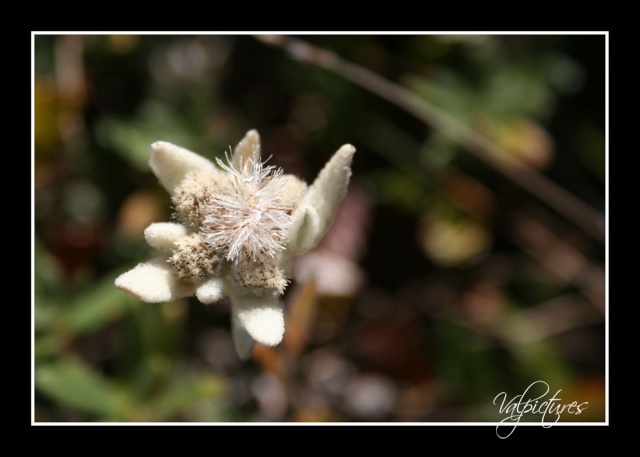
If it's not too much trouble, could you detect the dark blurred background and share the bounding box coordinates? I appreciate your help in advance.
[33,34,606,422]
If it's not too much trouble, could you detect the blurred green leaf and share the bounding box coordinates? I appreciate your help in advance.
[405,51,557,124]
[34,238,63,330]
[96,100,209,171]
[34,334,66,360]
[480,63,552,119]
[35,358,132,419]
[433,320,498,403]
[62,272,135,335]
[498,308,571,388]
[150,372,225,421]
[404,67,473,116]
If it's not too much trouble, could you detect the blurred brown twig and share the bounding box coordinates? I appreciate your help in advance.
[255,34,605,245]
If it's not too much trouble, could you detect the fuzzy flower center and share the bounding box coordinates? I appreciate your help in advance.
[202,149,293,263]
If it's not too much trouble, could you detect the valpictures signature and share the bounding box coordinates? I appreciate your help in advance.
[493,380,589,438]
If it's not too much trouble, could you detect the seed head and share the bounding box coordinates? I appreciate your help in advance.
[168,233,222,280]
[202,146,293,263]
[172,173,225,230]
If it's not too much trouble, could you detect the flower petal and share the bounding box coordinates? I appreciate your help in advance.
[144,222,189,251]
[232,312,256,360]
[287,144,355,254]
[149,141,222,194]
[232,129,261,169]
[195,277,225,304]
[230,288,284,347]
[286,205,319,254]
[114,256,195,302]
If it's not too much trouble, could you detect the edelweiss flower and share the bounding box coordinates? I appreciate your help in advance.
[115,130,355,358]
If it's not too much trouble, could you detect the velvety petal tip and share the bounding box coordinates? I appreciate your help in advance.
[149,141,220,194]
[195,278,225,304]
[232,130,261,169]
[144,222,189,251]
[115,256,194,302]
[233,291,284,347]
[287,144,355,254]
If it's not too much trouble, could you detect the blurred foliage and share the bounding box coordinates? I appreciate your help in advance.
[33,34,606,423]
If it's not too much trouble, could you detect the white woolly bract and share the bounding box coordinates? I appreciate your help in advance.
[202,149,293,263]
